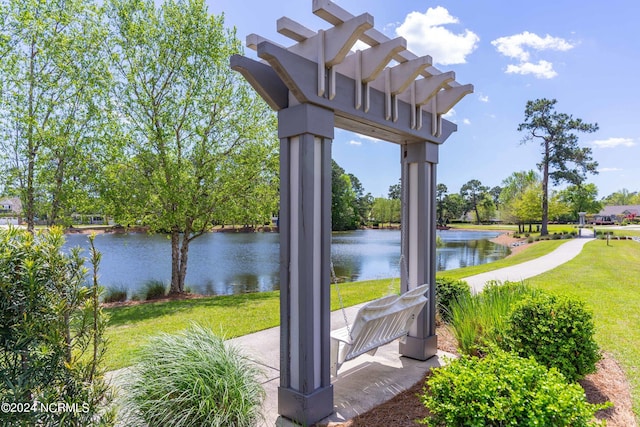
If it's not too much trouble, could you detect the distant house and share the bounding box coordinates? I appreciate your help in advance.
[592,205,640,224]
[0,196,23,225]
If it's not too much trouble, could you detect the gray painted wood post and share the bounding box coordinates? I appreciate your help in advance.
[399,142,438,359]
[277,103,334,425]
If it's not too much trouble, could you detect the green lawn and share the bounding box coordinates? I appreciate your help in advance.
[104,239,567,370]
[103,237,640,421]
[525,239,640,418]
[104,278,398,370]
[437,239,567,280]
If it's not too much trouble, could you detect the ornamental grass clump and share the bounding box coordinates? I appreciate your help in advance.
[421,350,609,427]
[448,281,538,356]
[120,324,265,427]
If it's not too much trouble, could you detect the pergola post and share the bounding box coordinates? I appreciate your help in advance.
[277,103,334,425]
[230,2,473,424]
[399,142,439,359]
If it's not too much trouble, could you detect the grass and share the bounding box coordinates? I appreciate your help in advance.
[103,239,570,370]
[103,237,640,420]
[104,278,398,370]
[448,282,539,356]
[119,324,265,427]
[437,239,567,280]
[525,239,640,418]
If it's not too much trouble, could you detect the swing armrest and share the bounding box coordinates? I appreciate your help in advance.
[330,326,352,344]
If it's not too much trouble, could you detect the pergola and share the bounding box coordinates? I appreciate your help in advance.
[230,1,473,424]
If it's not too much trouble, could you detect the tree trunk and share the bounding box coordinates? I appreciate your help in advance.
[170,229,181,294]
[541,143,550,236]
[49,158,65,226]
[169,227,190,295]
[26,38,37,233]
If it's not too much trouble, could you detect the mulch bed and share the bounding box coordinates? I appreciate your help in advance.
[330,326,638,427]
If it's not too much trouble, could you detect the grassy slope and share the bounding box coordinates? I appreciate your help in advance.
[437,239,567,280]
[525,239,640,417]
[103,239,565,370]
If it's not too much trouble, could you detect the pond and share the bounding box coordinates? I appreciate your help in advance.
[63,229,509,296]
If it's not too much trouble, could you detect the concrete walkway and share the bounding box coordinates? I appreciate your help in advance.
[107,236,598,426]
[230,236,598,426]
[228,304,454,427]
[463,236,594,293]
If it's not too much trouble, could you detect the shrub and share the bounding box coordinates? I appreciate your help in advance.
[503,293,600,382]
[435,277,470,323]
[140,279,167,300]
[120,324,265,427]
[103,285,128,303]
[449,281,538,356]
[421,350,609,426]
[0,228,114,426]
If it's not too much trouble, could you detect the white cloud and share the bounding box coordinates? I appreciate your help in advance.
[492,32,573,61]
[443,108,456,119]
[395,7,479,65]
[506,60,557,79]
[463,118,471,125]
[349,140,362,146]
[491,31,574,79]
[591,137,636,148]
[598,167,623,172]
[478,94,489,103]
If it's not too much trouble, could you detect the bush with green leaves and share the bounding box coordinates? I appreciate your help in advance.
[435,277,470,323]
[0,227,114,426]
[120,324,265,427]
[448,281,538,356]
[503,293,600,382]
[421,350,609,427]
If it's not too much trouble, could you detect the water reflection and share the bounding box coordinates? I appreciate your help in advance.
[64,229,509,296]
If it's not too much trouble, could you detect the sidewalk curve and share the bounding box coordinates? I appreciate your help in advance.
[462,237,594,294]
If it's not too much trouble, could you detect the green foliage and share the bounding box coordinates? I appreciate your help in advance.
[370,197,401,225]
[434,277,470,323]
[139,280,168,301]
[421,350,608,427]
[103,285,128,303]
[449,281,539,356]
[518,98,599,235]
[0,0,114,229]
[105,0,278,293]
[331,160,359,231]
[503,293,600,382]
[0,227,114,426]
[460,179,491,224]
[120,324,265,427]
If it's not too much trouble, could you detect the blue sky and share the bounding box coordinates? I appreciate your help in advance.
[208,0,640,199]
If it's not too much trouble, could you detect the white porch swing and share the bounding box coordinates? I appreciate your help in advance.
[329,165,429,377]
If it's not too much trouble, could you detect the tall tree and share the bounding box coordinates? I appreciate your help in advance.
[388,179,401,200]
[370,197,400,226]
[348,173,373,226]
[0,0,110,231]
[107,0,277,294]
[500,170,540,232]
[436,183,448,225]
[460,179,489,224]
[331,160,357,231]
[518,98,599,235]
[601,188,640,206]
[558,183,602,221]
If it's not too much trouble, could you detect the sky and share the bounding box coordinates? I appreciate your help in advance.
[207,0,640,199]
